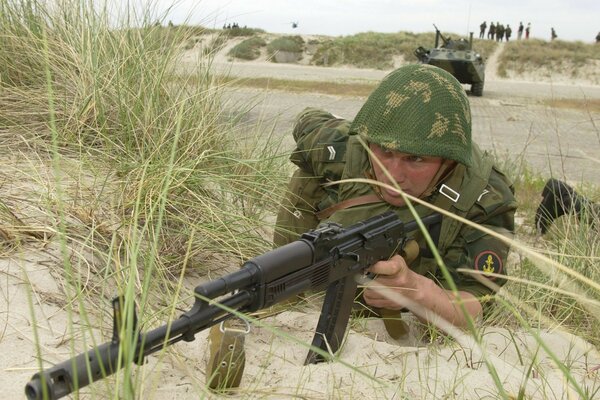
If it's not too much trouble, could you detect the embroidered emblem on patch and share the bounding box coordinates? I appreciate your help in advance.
[474,250,503,278]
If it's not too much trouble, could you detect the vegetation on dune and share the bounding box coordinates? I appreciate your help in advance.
[225,29,497,69]
[497,39,600,78]
[310,31,497,69]
[0,0,288,315]
[222,28,598,83]
[228,37,267,60]
[267,35,305,55]
[223,26,266,37]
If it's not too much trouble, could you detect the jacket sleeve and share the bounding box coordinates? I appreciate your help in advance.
[438,166,517,300]
[290,107,351,176]
[274,108,350,247]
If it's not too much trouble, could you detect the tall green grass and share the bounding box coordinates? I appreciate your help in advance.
[1,0,288,397]
[488,145,600,351]
[1,0,288,264]
[487,186,600,347]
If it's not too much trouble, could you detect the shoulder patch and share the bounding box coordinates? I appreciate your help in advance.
[474,250,503,279]
[318,141,347,163]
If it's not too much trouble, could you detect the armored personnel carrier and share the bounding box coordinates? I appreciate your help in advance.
[414,25,485,96]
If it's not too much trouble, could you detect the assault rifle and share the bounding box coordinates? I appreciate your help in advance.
[25,211,441,400]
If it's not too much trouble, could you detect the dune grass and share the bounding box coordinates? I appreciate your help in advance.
[1,0,289,397]
[497,39,600,79]
[308,31,497,70]
[1,1,599,399]
[499,39,600,71]
[223,29,497,70]
[221,27,598,84]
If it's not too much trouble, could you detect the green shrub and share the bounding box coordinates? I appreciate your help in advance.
[267,36,304,55]
[224,26,265,37]
[311,40,343,66]
[228,37,267,60]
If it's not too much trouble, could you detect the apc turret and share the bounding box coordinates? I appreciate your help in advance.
[414,24,486,96]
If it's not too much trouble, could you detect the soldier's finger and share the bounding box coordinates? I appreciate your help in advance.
[368,254,405,276]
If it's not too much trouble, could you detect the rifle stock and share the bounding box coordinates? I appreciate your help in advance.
[25,211,440,399]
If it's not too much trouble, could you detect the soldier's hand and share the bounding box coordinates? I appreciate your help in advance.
[363,255,422,310]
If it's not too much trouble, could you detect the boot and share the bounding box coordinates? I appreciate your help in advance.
[535,179,595,234]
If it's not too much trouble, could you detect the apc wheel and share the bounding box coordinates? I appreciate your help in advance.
[471,82,484,97]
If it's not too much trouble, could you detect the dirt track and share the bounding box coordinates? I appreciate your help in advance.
[192,47,600,185]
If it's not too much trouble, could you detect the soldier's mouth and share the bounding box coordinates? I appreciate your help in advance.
[383,185,410,197]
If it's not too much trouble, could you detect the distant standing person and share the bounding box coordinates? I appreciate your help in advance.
[488,22,495,40]
[496,23,504,42]
[597,32,600,43]
[505,25,512,41]
[525,23,531,39]
[517,22,524,40]
[479,21,487,39]
[551,27,557,41]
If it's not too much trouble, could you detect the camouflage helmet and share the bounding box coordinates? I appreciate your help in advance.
[350,64,472,166]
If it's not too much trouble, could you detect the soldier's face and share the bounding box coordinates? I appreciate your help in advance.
[369,143,443,207]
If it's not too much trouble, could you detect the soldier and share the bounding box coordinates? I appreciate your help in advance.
[505,25,512,41]
[496,23,504,42]
[551,27,557,41]
[517,22,524,40]
[275,64,517,329]
[479,21,487,39]
[488,22,496,40]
